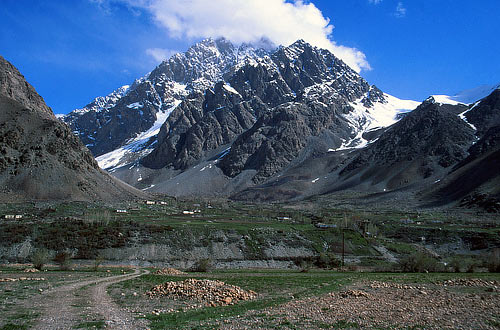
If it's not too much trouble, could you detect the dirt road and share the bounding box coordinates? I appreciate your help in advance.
[31,268,149,329]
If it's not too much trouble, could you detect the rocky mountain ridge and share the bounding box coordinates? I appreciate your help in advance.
[0,56,146,201]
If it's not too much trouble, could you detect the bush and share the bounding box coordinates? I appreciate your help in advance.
[315,252,341,269]
[191,258,213,272]
[32,248,49,270]
[486,249,500,273]
[93,255,105,271]
[448,257,462,273]
[294,257,313,272]
[54,252,71,270]
[399,252,443,273]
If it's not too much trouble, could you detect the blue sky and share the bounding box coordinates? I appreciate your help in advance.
[1,0,499,115]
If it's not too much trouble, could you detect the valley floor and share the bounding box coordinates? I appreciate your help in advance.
[0,266,499,329]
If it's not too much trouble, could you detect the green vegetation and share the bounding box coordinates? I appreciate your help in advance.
[111,270,500,329]
[54,251,72,270]
[31,248,49,270]
[399,252,443,273]
[0,198,499,274]
[190,258,213,272]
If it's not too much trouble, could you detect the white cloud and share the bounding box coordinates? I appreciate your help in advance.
[123,0,371,72]
[395,2,406,18]
[368,0,382,4]
[146,48,179,63]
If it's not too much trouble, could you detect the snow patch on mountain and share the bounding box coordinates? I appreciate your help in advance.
[432,83,500,105]
[222,83,240,95]
[74,85,130,114]
[96,100,181,170]
[333,94,419,151]
[127,102,144,109]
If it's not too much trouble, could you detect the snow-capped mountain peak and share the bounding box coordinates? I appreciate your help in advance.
[431,83,500,105]
[72,85,130,115]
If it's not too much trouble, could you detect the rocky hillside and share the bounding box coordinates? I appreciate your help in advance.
[339,100,475,189]
[0,56,146,201]
[420,89,500,211]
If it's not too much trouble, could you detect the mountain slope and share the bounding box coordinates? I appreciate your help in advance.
[230,88,500,205]
[0,56,145,201]
[421,88,500,210]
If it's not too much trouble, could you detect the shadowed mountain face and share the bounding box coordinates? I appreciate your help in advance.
[0,56,145,201]
[227,89,500,211]
[421,90,500,211]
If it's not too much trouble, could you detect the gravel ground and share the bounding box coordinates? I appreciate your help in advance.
[207,279,500,329]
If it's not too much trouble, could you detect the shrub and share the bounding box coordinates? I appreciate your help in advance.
[191,258,213,272]
[399,252,443,273]
[486,249,500,273]
[54,252,71,270]
[93,255,105,271]
[315,252,341,269]
[32,248,49,271]
[448,257,462,273]
[294,257,313,272]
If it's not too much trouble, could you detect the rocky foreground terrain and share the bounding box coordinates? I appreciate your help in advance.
[2,265,498,329]
[213,279,500,329]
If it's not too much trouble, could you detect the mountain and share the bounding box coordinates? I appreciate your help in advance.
[0,56,145,201]
[62,37,498,211]
[231,88,500,209]
[421,88,500,211]
[64,38,418,193]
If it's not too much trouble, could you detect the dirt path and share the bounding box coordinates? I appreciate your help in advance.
[31,269,149,329]
[90,269,150,329]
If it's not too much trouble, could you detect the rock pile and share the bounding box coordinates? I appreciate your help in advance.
[0,277,45,282]
[369,281,426,290]
[339,290,370,298]
[440,278,500,286]
[440,278,499,288]
[154,268,187,275]
[146,278,257,306]
[24,268,40,273]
